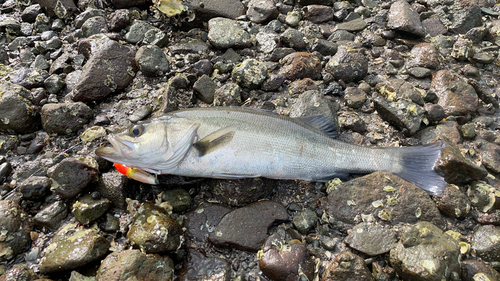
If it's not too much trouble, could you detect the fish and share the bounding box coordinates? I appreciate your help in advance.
[95,107,447,195]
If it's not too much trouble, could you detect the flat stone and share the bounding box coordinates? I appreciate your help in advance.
[422,16,447,37]
[374,97,424,136]
[246,0,278,24]
[345,222,397,256]
[335,17,367,32]
[72,194,111,225]
[33,201,68,230]
[185,202,231,242]
[304,5,334,23]
[208,201,288,252]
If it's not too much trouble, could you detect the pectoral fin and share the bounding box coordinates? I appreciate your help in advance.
[193,125,237,156]
[295,115,339,138]
[156,122,199,172]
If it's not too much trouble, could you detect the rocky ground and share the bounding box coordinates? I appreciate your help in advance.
[1,0,500,280]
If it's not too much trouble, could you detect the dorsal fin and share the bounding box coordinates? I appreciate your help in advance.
[295,115,339,138]
[193,125,237,156]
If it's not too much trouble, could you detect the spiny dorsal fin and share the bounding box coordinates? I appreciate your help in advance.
[193,125,237,156]
[294,115,339,138]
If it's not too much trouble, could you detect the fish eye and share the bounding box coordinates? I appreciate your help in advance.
[129,125,145,137]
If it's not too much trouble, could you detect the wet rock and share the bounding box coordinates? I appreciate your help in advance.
[292,209,317,234]
[345,222,397,256]
[127,202,183,253]
[232,59,268,89]
[209,201,288,252]
[430,70,478,117]
[339,112,367,134]
[109,9,130,32]
[73,194,111,225]
[261,73,285,91]
[323,172,443,227]
[39,223,110,273]
[390,221,460,281]
[471,225,500,262]
[279,52,321,81]
[448,4,482,34]
[461,123,476,139]
[387,0,425,37]
[477,141,500,174]
[36,0,78,18]
[246,0,278,24]
[12,160,48,182]
[50,157,98,199]
[72,40,136,102]
[82,16,108,37]
[344,87,366,109]
[433,185,471,219]
[256,31,280,54]
[280,28,308,50]
[311,39,337,56]
[304,5,334,23]
[325,45,368,82]
[193,74,217,104]
[96,171,130,209]
[96,249,174,281]
[43,74,65,95]
[407,43,440,70]
[0,162,12,183]
[210,178,274,206]
[40,102,93,135]
[435,138,488,184]
[10,67,48,90]
[451,37,474,61]
[0,82,40,134]
[214,82,242,106]
[135,45,169,77]
[374,97,425,136]
[467,181,498,213]
[335,18,367,32]
[468,79,499,109]
[461,259,500,281]
[124,20,163,45]
[185,202,231,242]
[34,201,68,230]
[161,188,191,213]
[259,233,315,281]
[110,0,150,9]
[0,200,33,262]
[322,250,374,281]
[285,11,301,27]
[19,176,50,201]
[0,264,37,281]
[180,249,230,280]
[207,18,251,49]
[418,121,460,144]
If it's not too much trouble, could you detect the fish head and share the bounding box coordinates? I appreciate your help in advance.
[96,120,171,171]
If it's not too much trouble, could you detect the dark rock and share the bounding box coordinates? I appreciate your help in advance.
[19,176,51,201]
[311,39,337,56]
[451,37,474,61]
[21,4,43,23]
[269,47,295,62]
[12,160,48,182]
[210,178,273,206]
[33,201,68,230]
[49,52,71,74]
[41,102,93,134]
[408,67,432,78]
[435,138,488,184]
[207,17,251,49]
[10,67,49,89]
[0,264,36,281]
[169,38,209,55]
[161,188,191,213]
[180,249,230,280]
[109,9,130,32]
[280,52,321,81]
[417,121,461,144]
[0,82,40,134]
[50,157,98,199]
[487,20,500,46]
[468,79,500,108]
[345,222,397,256]
[322,250,374,281]
[467,181,497,213]
[433,184,471,218]
[280,28,308,50]
[191,59,213,76]
[304,5,334,23]
[193,74,217,104]
[323,172,443,228]
[259,233,315,281]
[186,0,245,21]
[422,16,447,37]
[340,112,367,133]
[0,200,33,262]
[72,40,136,102]
[81,16,109,37]
[127,202,183,253]
[0,162,11,183]
[232,59,268,89]
[408,43,440,70]
[39,223,110,273]
[449,4,482,34]
[477,141,500,174]
[74,8,106,29]
[461,259,500,281]
[325,46,368,82]
[465,26,488,44]
[246,0,278,24]
[374,96,424,136]
[344,87,366,109]
[261,73,285,91]
[110,0,150,8]
[335,17,367,32]
[288,90,338,123]
[185,202,231,242]
[125,20,156,44]
[72,194,111,225]
[97,171,130,209]
[208,201,288,252]
[390,221,460,281]
[292,209,317,234]
[35,0,78,18]
[135,45,170,77]
[471,225,500,262]
[430,70,478,117]
[361,30,386,47]
[43,74,65,94]
[387,0,425,37]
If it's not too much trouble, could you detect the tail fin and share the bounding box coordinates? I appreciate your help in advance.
[391,142,446,195]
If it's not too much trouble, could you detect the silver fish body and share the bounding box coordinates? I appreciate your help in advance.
[95,107,446,195]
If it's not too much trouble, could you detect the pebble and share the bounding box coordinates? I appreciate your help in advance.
[0,200,33,262]
[430,70,478,117]
[185,202,231,242]
[322,250,373,281]
[72,194,111,225]
[41,102,93,134]
[207,18,251,49]
[214,82,242,106]
[50,157,98,199]
[208,201,288,251]
[33,201,68,230]
[231,58,268,89]
[246,0,278,24]
[433,185,471,219]
[345,222,397,256]
[304,5,333,23]
[374,97,424,136]
[292,208,317,234]
[135,45,170,77]
[19,176,51,201]
[461,259,500,281]
[335,17,367,32]
[280,28,308,50]
[193,74,217,103]
[0,82,40,134]
[81,16,109,37]
[325,45,368,82]
[387,0,425,37]
[344,87,367,109]
[477,141,500,174]
[161,188,191,213]
[96,171,130,209]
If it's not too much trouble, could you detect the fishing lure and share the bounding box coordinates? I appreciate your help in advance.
[114,163,158,185]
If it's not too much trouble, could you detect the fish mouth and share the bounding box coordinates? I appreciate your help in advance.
[95,135,134,161]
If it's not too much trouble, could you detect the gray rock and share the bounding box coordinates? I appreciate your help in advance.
[214,82,242,106]
[269,47,295,62]
[72,194,111,225]
[326,45,368,82]
[408,67,432,78]
[451,37,474,61]
[32,54,50,70]
[430,70,478,116]
[193,74,217,104]
[41,102,93,134]
[109,9,130,32]
[465,26,488,44]
[387,0,425,37]
[322,251,373,281]
[34,201,68,230]
[127,202,183,253]
[193,59,214,76]
[43,74,65,94]
[256,31,280,53]
[288,90,339,124]
[169,38,209,55]
[311,38,337,56]
[10,67,49,89]
[185,0,245,21]
[97,249,175,281]
[19,176,51,201]
[280,28,308,50]
[97,171,130,209]
[35,0,78,18]
[180,249,230,280]
[142,28,169,47]
[232,58,268,89]
[21,4,43,23]
[328,29,355,41]
[50,157,98,199]
[487,20,500,46]
[82,16,109,37]
[261,73,285,91]
[345,222,397,256]
[292,209,317,234]
[0,18,21,36]
[374,97,424,136]
[0,161,12,183]
[0,264,36,280]
[74,8,106,29]
[207,18,252,49]
[72,40,136,102]
[0,82,40,134]
[39,223,110,273]
[422,16,447,37]
[449,4,482,34]
[285,11,302,27]
[209,201,288,252]
[304,5,334,23]
[408,43,440,70]
[125,20,157,44]
[0,200,33,262]
[390,221,460,281]
[12,160,48,182]
[335,17,367,32]
[246,0,278,24]
[135,45,170,77]
[477,141,500,174]
[344,87,367,109]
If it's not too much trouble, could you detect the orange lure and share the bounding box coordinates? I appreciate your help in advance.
[113,163,158,185]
